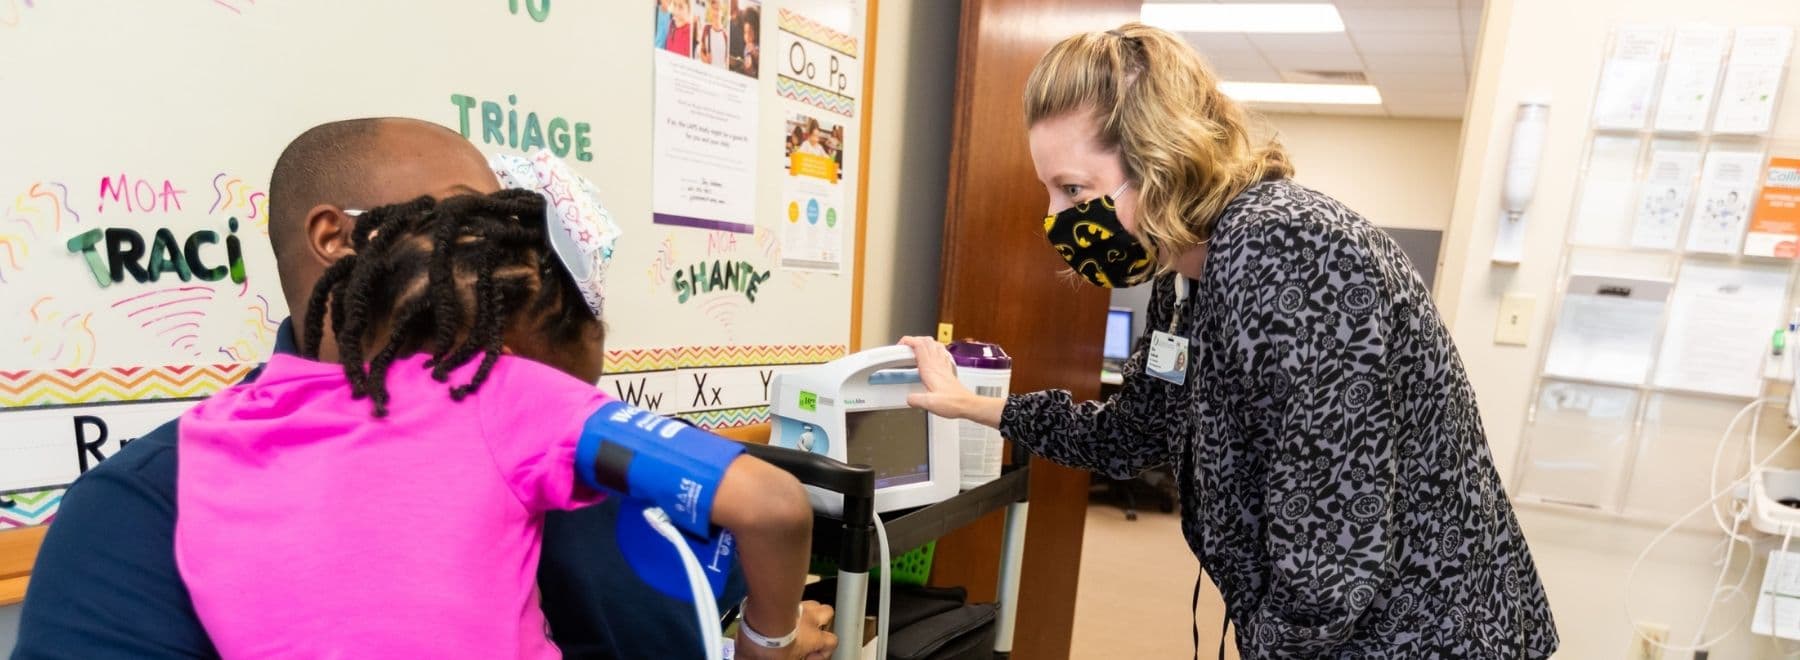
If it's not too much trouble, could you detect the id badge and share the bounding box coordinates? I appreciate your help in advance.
[1146,330,1190,386]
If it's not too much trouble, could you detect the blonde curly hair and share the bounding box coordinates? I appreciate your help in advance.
[1024,22,1292,262]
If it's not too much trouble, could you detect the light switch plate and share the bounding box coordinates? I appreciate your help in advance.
[1495,293,1534,346]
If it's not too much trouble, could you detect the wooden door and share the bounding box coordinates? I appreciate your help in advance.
[929,1,1140,658]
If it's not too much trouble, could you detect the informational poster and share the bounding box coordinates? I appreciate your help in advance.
[1570,136,1643,247]
[1653,262,1787,398]
[1653,26,1730,133]
[1543,275,1672,385]
[1631,148,1701,249]
[1592,26,1668,130]
[1713,27,1794,135]
[1747,156,1800,258]
[651,0,764,233]
[1686,149,1765,254]
[780,111,846,272]
[773,6,859,272]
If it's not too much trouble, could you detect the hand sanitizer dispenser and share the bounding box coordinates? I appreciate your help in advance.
[768,346,961,515]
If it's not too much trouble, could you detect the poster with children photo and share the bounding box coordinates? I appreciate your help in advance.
[783,113,844,182]
[653,0,760,79]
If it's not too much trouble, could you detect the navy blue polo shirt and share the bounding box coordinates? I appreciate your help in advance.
[11,321,743,659]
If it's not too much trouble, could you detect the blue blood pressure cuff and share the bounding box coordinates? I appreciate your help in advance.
[575,400,746,539]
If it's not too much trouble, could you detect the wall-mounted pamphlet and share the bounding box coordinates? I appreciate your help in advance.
[1593,26,1669,130]
[1544,274,1673,385]
[1746,156,1800,258]
[1712,26,1795,135]
[1685,148,1766,254]
[1653,261,1788,398]
[1571,136,1644,246]
[1631,146,1702,249]
[1653,26,1730,133]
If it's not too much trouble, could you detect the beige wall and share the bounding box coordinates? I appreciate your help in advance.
[857,0,959,349]
[1446,1,1800,657]
[1262,113,1464,232]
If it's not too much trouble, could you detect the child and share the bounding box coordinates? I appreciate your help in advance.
[175,164,821,658]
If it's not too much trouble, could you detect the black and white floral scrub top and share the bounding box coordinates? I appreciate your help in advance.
[1001,180,1558,658]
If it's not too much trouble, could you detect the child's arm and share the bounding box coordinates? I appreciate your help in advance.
[710,457,827,658]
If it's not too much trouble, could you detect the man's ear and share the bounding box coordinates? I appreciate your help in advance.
[304,204,358,267]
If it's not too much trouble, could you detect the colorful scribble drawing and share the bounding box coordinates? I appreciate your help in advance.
[700,295,742,335]
[218,293,281,362]
[0,0,35,28]
[2,181,80,282]
[753,226,780,260]
[647,234,678,291]
[112,285,219,359]
[24,297,98,369]
[210,173,268,234]
[213,0,256,14]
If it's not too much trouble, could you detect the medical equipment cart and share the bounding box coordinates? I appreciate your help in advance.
[741,440,1032,660]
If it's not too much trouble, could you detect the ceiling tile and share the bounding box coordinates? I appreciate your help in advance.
[1181,33,1256,54]
[1360,53,1465,73]
[1352,32,1464,55]
[1244,101,1314,116]
[1202,48,1274,71]
[1332,0,1459,8]
[1379,90,1468,106]
[1248,33,1358,55]
[1366,71,1467,91]
[1388,104,1467,119]
[1214,62,1284,83]
[1339,8,1461,33]
[1261,49,1366,72]
[1310,104,1391,116]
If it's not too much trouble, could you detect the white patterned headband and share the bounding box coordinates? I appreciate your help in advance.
[487,150,623,321]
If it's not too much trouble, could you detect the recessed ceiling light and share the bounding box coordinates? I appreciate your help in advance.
[1218,82,1383,105]
[1140,3,1346,34]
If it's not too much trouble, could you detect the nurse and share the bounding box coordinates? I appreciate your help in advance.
[902,23,1559,658]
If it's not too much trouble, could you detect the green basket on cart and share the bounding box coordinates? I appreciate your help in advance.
[809,541,936,587]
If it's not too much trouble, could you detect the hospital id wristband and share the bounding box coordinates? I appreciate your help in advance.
[737,603,802,649]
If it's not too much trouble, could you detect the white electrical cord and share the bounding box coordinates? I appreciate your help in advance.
[643,506,725,660]
[1710,399,1780,542]
[873,514,892,660]
[1626,423,1800,653]
[1693,499,1750,647]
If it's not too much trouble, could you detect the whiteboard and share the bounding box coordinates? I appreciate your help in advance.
[0,0,867,526]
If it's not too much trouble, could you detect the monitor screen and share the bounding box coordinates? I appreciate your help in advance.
[845,408,931,490]
[1104,308,1133,360]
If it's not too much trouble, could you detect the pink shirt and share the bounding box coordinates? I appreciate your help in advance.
[176,353,609,659]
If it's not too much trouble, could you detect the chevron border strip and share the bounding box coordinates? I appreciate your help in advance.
[605,344,847,374]
[777,8,857,55]
[0,364,253,408]
[0,489,63,528]
[680,406,771,431]
[0,364,251,526]
[776,76,855,117]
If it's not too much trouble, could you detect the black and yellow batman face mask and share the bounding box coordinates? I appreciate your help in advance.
[1042,183,1155,288]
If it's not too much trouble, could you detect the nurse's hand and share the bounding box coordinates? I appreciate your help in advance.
[898,337,1005,429]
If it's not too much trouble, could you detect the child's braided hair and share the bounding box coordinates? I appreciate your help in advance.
[302,189,599,417]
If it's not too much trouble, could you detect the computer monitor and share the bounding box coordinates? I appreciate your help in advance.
[1104,307,1134,361]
